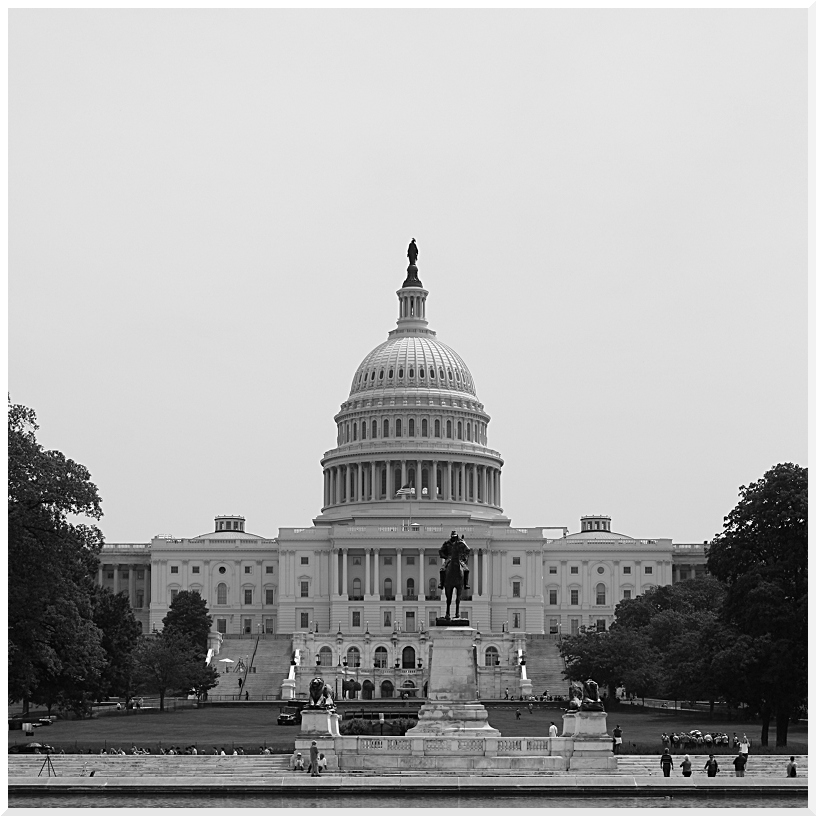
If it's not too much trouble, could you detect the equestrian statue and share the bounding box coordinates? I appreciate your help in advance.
[438,530,471,620]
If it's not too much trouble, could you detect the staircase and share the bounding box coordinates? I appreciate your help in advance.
[524,635,568,697]
[212,635,293,700]
[614,754,807,777]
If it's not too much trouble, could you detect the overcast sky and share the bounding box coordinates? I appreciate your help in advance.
[9,10,806,544]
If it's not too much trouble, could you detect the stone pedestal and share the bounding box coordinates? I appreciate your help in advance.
[300,709,341,737]
[281,676,296,699]
[561,710,617,772]
[413,625,500,736]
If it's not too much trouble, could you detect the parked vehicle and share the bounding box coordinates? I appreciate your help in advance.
[10,742,54,754]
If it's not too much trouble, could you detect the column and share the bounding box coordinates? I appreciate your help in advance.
[356,464,362,502]
[129,567,136,605]
[419,549,425,599]
[343,549,349,597]
[329,468,335,505]
[635,561,642,595]
[474,549,480,597]
[344,466,350,504]
[496,471,501,507]
[365,549,371,597]
[333,550,340,596]
[396,549,403,599]
[431,460,438,501]
[113,564,120,594]
[374,548,380,597]
[400,459,407,492]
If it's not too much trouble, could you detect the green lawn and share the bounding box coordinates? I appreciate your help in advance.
[9,701,807,756]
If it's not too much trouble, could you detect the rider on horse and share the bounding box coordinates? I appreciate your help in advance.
[439,531,470,591]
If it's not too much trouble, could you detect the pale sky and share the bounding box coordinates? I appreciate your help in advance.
[9,10,807,544]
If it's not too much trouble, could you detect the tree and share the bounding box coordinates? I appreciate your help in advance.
[706,463,807,746]
[162,591,212,655]
[8,403,105,712]
[92,587,142,703]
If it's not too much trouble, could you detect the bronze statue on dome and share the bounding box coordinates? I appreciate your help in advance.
[407,238,419,266]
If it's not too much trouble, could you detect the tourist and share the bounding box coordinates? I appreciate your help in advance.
[704,754,719,777]
[680,755,692,777]
[786,756,797,777]
[661,733,670,750]
[528,702,534,714]
[739,734,751,757]
[548,722,558,738]
[220,748,226,756]
[318,752,328,773]
[309,741,320,777]
[504,688,509,700]
[732,732,739,749]
[612,725,622,755]
[293,752,304,771]
[515,709,521,720]
[660,749,673,777]
[733,751,747,777]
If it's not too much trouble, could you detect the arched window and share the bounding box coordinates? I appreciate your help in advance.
[217,583,227,605]
[409,418,415,436]
[428,578,437,598]
[402,646,416,669]
[434,419,440,437]
[352,577,362,598]
[381,467,387,497]
[421,418,428,437]
[362,421,367,440]
[383,578,393,598]
[381,680,394,698]
[396,419,402,437]
[318,646,333,667]
[485,646,499,666]
[457,421,462,439]
[409,367,414,378]
[466,422,471,441]
[419,367,425,378]
[446,419,452,438]
[374,646,388,668]
[596,583,606,605]
[406,578,415,597]
[347,646,361,668]
[353,423,357,441]
[372,420,378,439]
[383,419,389,438]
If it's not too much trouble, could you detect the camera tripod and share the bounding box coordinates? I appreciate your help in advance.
[37,752,57,777]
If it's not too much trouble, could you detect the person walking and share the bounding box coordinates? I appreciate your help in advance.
[612,725,622,755]
[733,751,747,777]
[309,741,320,777]
[704,754,719,777]
[739,734,750,757]
[660,749,673,777]
[528,702,534,714]
[515,708,521,720]
[680,754,692,777]
[786,757,797,777]
[548,722,558,738]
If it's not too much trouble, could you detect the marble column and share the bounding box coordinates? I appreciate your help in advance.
[113,565,120,594]
[365,549,371,597]
[356,464,362,502]
[344,466,350,504]
[419,549,425,599]
[129,568,136,605]
[374,548,380,597]
[385,460,392,500]
[343,549,349,597]
[431,460,438,500]
[333,550,340,596]
[474,549,480,596]
[146,565,152,605]
[396,549,403,599]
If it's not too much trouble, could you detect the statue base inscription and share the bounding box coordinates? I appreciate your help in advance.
[412,702,500,735]
[300,709,341,737]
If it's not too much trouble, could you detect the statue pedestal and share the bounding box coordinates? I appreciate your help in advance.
[300,709,340,737]
[413,626,500,736]
[281,676,296,700]
[561,710,616,771]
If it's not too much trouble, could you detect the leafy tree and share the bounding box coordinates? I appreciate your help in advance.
[162,590,212,655]
[8,403,105,712]
[706,463,807,746]
[92,587,142,703]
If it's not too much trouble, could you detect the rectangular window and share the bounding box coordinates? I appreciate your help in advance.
[244,589,252,604]
[623,589,632,600]
[549,618,559,634]
[106,572,114,579]
[596,619,606,632]
[300,612,309,629]
[265,589,274,605]
[121,570,129,579]
[549,590,558,605]
[244,566,252,574]
[645,566,653,574]
[549,566,557,574]
[429,557,437,565]
[512,556,521,565]
[136,570,144,580]
[352,611,361,627]
[243,618,252,633]
[300,581,309,598]
[570,566,578,575]
[266,565,274,574]
[512,581,521,597]
[217,618,227,634]
[170,566,179,574]
[171,589,178,601]
[301,557,309,565]
[512,612,521,629]
[192,566,200,574]
[405,611,416,633]
[570,589,579,605]
[353,557,361,566]
[406,557,415,565]
[623,566,631,574]
[679,570,689,580]
[384,557,393,565]
[136,591,144,608]
[383,611,392,628]
[570,619,579,635]
[428,611,437,627]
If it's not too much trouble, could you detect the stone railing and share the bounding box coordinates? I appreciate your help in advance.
[340,735,560,757]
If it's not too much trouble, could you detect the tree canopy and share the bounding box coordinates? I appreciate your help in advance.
[162,590,212,655]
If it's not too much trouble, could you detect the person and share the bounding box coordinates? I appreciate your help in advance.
[528,702,534,714]
[548,722,558,738]
[733,751,747,777]
[786,756,797,777]
[732,732,739,750]
[660,749,673,777]
[309,741,320,777]
[504,688,510,700]
[115,702,122,711]
[680,754,692,777]
[704,754,719,777]
[293,752,304,771]
[318,752,328,774]
[661,733,670,750]
[739,734,750,757]
[612,725,622,755]
[515,708,521,720]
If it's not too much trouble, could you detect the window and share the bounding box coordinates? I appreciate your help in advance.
[217,619,227,634]
[570,619,580,635]
[402,646,416,669]
[512,556,521,565]
[265,589,274,605]
[434,419,440,437]
[429,557,437,565]
[421,419,428,436]
[446,420,452,438]
[596,619,606,632]
[428,578,437,597]
[243,618,252,634]
[570,566,579,575]
[217,583,227,604]
[171,589,178,602]
[244,589,252,604]
[300,581,309,598]
[136,591,144,608]
[428,611,437,627]
[170,566,179,574]
[301,557,309,565]
[409,419,415,436]
[406,578,415,597]
[266,566,274,574]
[396,419,402,437]
[374,646,388,668]
[192,566,200,574]
[623,566,631,575]
[406,556,415,565]
[352,577,362,598]
[353,557,362,566]
[383,578,393,598]
[623,589,632,600]
[485,646,499,666]
[383,419,389,437]
[244,566,252,574]
[384,557,393,565]
[512,581,521,598]
[419,367,424,378]
[549,619,559,635]
[597,566,604,574]
[347,647,361,668]
[570,589,579,605]
[549,590,558,605]
[219,566,226,574]
[352,611,361,627]
[384,611,392,628]
[318,646,333,666]
[596,583,606,605]
[121,570,129,579]
[645,566,653,574]
[106,571,114,579]
[353,423,358,441]
[457,421,462,439]
[372,420,378,438]
[300,612,309,629]
[549,566,557,574]
[512,613,521,629]
[362,422,367,439]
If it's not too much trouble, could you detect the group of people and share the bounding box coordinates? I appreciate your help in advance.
[503,689,565,703]
[661,730,740,750]
[94,744,277,755]
[292,742,328,777]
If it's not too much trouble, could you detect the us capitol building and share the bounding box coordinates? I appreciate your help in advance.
[97,243,707,699]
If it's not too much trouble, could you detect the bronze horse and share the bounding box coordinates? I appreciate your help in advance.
[442,537,469,620]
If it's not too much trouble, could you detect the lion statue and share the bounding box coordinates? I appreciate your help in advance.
[309,676,325,708]
[581,678,604,711]
[568,680,583,710]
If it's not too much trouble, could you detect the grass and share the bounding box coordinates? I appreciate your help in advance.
[8,700,808,756]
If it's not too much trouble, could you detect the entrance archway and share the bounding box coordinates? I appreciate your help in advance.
[402,646,416,669]
[380,680,394,698]
[362,680,375,700]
